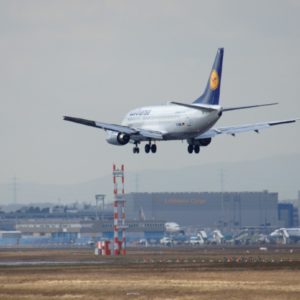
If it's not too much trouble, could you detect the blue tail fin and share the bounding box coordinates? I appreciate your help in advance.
[193,48,224,105]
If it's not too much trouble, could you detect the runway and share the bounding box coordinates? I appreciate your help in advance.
[0,247,299,299]
[0,260,108,266]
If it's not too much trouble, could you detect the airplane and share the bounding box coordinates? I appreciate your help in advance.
[164,222,183,234]
[64,48,298,154]
[270,228,300,244]
[210,229,225,245]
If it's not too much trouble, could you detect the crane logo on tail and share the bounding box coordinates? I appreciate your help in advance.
[210,69,219,91]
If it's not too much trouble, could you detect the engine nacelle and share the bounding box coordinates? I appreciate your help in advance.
[199,138,212,146]
[106,131,130,145]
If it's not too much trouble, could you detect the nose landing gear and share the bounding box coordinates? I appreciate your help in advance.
[133,142,157,154]
[133,146,140,154]
[133,142,140,154]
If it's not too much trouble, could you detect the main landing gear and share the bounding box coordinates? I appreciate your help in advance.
[133,142,157,154]
[187,144,200,154]
[145,143,157,154]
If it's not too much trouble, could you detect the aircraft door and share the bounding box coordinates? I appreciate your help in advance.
[185,116,192,127]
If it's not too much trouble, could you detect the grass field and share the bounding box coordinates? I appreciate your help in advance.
[0,247,300,299]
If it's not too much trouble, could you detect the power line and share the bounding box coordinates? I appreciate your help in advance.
[135,173,139,193]
[12,176,17,204]
[220,169,224,228]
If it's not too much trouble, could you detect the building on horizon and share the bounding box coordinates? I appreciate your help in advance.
[125,191,279,228]
[278,203,299,228]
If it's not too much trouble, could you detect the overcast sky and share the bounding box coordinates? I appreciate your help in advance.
[1,0,300,185]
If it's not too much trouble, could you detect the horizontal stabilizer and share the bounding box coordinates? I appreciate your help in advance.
[222,102,278,112]
[170,101,218,112]
[196,118,299,139]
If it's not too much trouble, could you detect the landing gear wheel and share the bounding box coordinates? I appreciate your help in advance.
[194,145,200,154]
[145,144,150,153]
[151,144,157,153]
[133,146,140,154]
[187,144,193,154]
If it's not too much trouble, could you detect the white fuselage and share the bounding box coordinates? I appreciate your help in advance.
[121,103,221,140]
[165,222,181,233]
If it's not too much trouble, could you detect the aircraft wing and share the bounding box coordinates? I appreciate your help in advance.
[64,116,137,134]
[196,119,298,139]
[137,128,164,140]
[63,116,164,140]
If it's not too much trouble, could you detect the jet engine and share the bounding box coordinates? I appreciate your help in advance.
[106,131,130,145]
[199,138,212,146]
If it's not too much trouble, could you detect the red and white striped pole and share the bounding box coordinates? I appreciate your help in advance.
[112,164,126,255]
[113,164,118,255]
[121,164,126,255]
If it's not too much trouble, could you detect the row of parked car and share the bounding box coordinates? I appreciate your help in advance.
[159,230,225,246]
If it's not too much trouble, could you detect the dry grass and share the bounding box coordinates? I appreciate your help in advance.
[0,247,299,299]
[0,267,300,300]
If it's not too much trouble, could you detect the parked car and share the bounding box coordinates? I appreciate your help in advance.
[160,236,172,246]
[189,236,203,246]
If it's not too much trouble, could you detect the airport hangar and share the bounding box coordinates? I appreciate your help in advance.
[125,191,280,228]
[2,190,296,246]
